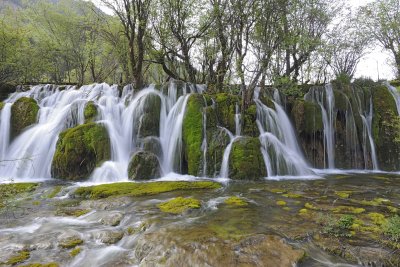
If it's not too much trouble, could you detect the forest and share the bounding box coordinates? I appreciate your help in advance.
[1,0,399,92]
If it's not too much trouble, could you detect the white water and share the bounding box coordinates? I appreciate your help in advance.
[201,106,207,176]
[0,82,204,182]
[255,88,312,177]
[305,84,335,168]
[360,98,379,170]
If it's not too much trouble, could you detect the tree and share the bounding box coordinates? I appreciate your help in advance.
[358,0,400,78]
[99,0,152,88]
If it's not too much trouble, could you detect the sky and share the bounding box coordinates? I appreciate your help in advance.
[90,0,395,81]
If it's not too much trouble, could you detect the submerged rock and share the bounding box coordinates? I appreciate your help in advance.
[11,97,39,137]
[228,137,266,180]
[128,151,161,180]
[158,197,201,214]
[51,123,111,181]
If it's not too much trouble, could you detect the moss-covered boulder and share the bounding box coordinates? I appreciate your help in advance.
[84,101,98,123]
[372,85,400,171]
[51,123,111,180]
[11,97,39,137]
[182,94,205,176]
[135,94,161,138]
[242,104,259,137]
[128,151,161,180]
[0,83,15,101]
[228,137,266,180]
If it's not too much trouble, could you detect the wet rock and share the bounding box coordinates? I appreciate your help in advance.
[58,232,83,249]
[213,93,240,134]
[92,230,124,244]
[80,197,132,210]
[139,136,162,157]
[135,94,161,138]
[128,151,161,180]
[100,212,124,226]
[11,97,39,137]
[51,123,111,181]
[206,127,230,177]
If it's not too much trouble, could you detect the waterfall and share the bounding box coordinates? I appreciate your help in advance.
[360,98,379,170]
[385,82,400,115]
[304,84,335,168]
[0,103,12,160]
[255,88,312,177]
[235,104,241,136]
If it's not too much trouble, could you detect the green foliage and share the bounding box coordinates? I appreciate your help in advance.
[273,76,303,98]
[73,181,221,199]
[158,197,201,214]
[383,215,400,243]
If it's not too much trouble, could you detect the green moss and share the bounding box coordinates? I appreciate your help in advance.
[304,203,317,210]
[51,123,111,180]
[299,208,308,214]
[182,94,204,176]
[357,197,391,206]
[0,183,38,208]
[0,101,4,111]
[269,188,286,194]
[368,212,387,225]
[282,192,302,198]
[56,209,90,217]
[332,206,365,214]
[335,191,351,198]
[229,137,266,180]
[136,94,162,138]
[243,104,259,137]
[276,200,287,206]
[46,186,62,198]
[84,101,98,123]
[10,97,39,137]
[6,250,30,265]
[59,238,83,249]
[158,197,201,214]
[70,247,81,257]
[74,181,221,199]
[32,200,41,206]
[224,196,248,206]
[19,263,59,267]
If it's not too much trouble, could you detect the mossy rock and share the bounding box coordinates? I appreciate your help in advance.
[11,97,39,137]
[224,196,248,206]
[6,250,30,265]
[19,263,59,267]
[0,83,16,101]
[182,94,205,176]
[228,137,266,180]
[51,123,111,180]
[372,85,400,170]
[73,181,221,199]
[213,93,240,134]
[139,136,162,157]
[128,151,161,180]
[84,101,98,123]
[0,101,4,111]
[158,197,201,214]
[136,94,162,138]
[292,100,323,135]
[0,183,38,208]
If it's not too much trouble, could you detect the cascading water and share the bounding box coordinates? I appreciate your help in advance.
[255,88,312,177]
[0,82,205,181]
[360,99,379,170]
[304,84,335,169]
[385,82,400,115]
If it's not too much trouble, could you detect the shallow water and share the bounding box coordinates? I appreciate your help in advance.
[0,173,399,266]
